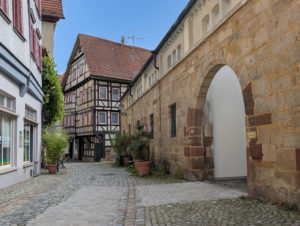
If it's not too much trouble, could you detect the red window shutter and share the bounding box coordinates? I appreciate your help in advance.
[33,29,36,60]
[13,0,16,28]
[4,0,8,15]
[19,0,23,34]
[39,45,42,69]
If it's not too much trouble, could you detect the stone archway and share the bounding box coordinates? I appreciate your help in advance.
[184,61,255,182]
[203,65,247,179]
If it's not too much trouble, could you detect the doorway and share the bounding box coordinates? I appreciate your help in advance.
[203,66,247,178]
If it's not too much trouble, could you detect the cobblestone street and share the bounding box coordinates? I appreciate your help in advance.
[0,163,299,226]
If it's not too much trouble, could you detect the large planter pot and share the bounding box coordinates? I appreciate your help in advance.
[133,159,143,166]
[123,157,129,167]
[135,161,152,176]
[47,164,57,174]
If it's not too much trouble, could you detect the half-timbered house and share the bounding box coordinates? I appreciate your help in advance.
[61,34,150,161]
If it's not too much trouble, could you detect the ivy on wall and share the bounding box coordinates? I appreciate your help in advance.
[42,54,64,128]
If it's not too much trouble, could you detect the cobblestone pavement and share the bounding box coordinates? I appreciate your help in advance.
[1,163,299,226]
[0,163,134,226]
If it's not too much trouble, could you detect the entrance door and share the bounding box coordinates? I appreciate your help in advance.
[78,139,84,161]
[94,143,103,162]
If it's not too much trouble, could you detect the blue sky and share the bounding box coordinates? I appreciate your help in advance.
[53,0,189,74]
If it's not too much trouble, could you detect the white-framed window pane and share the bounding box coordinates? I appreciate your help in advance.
[2,116,11,166]
[0,95,5,107]
[112,88,120,101]
[99,87,107,99]
[111,112,119,125]
[24,124,31,162]
[6,98,11,109]
[99,112,106,124]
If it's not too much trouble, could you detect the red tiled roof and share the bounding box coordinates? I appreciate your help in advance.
[42,0,64,19]
[58,73,65,83]
[78,34,151,81]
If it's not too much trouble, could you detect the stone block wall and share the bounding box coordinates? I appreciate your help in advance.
[121,0,300,203]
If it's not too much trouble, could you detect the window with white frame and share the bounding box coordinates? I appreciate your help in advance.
[0,93,14,110]
[112,88,120,101]
[0,115,12,167]
[99,86,107,100]
[137,86,142,98]
[25,107,37,120]
[98,111,107,124]
[24,123,33,162]
[111,112,119,125]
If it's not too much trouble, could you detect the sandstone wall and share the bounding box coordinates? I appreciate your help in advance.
[121,0,300,203]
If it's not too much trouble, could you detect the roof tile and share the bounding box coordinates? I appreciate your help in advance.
[79,34,151,81]
[42,0,64,19]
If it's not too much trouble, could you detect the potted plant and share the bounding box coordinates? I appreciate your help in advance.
[110,132,131,166]
[43,131,68,174]
[130,124,152,176]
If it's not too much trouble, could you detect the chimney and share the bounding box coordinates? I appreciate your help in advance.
[121,36,125,45]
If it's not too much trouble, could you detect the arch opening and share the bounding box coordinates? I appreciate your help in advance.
[202,65,247,179]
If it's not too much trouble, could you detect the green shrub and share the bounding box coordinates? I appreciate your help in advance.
[43,131,68,164]
[129,124,152,160]
[281,202,298,212]
[126,164,138,176]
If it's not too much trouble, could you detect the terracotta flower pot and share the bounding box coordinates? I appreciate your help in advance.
[47,164,57,174]
[135,161,152,176]
[123,157,129,167]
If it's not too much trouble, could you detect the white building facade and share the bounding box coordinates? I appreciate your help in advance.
[0,0,43,188]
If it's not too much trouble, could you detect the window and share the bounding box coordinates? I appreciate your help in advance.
[112,88,120,101]
[111,112,119,125]
[128,124,131,136]
[172,50,176,65]
[13,0,23,35]
[137,86,142,98]
[0,115,12,167]
[167,55,172,69]
[88,87,92,101]
[24,123,33,162]
[170,104,176,138]
[150,114,154,138]
[0,94,14,110]
[222,0,231,15]
[0,0,9,16]
[99,86,107,100]
[177,45,182,61]
[25,107,37,120]
[202,15,209,34]
[212,4,220,26]
[99,112,107,124]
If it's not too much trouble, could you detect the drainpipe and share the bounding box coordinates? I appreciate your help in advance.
[129,85,134,133]
[21,0,32,98]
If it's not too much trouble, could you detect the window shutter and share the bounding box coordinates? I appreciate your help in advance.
[0,0,2,9]
[13,0,16,28]
[39,45,42,69]
[4,0,8,15]
[33,29,36,60]
[19,0,23,34]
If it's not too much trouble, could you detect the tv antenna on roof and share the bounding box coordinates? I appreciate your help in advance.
[128,34,144,47]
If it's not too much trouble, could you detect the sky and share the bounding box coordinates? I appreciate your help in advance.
[53,0,189,74]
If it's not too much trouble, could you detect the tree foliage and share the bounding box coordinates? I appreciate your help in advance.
[42,54,64,127]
